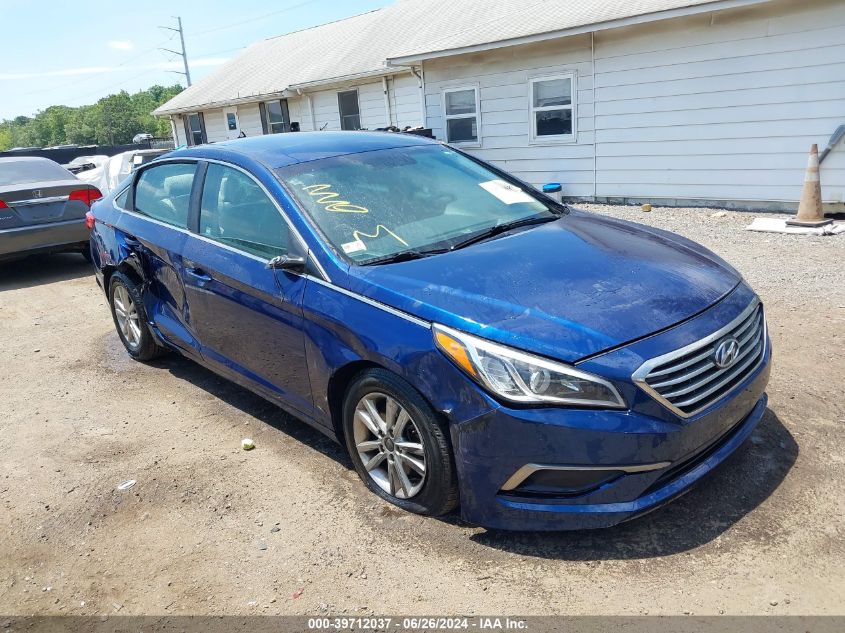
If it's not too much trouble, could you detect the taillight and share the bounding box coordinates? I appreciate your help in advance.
[69,187,103,207]
[0,199,8,209]
[85,211,95,230]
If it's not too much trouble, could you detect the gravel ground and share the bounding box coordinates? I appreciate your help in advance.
[0,203,843,617]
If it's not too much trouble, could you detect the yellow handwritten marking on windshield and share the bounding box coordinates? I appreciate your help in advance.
[303,184,369,213]
[353,225,409,247]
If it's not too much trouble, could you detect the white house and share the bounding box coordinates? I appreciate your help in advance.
[154,0,845,211]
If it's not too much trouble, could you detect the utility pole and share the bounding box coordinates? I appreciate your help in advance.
[159,16,192,86]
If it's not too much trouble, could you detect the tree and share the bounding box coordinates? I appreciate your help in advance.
[0,84,183,150]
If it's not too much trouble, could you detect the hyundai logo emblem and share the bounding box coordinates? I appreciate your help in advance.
[713,337,740,369]
[32,189,43,199]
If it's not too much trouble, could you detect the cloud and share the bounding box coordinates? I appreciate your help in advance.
[0,58,230,81]
[108,40,134,51]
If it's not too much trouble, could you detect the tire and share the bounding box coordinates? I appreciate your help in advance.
[108,271,166,361]
[342,368,458,516]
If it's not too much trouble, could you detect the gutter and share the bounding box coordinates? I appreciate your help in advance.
[385,0,772,65]
[154,66,415,118]
[154,90,290,117]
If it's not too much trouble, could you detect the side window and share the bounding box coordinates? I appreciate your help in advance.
[337,90,360,131]
[260,99,291,134]
[529,74,576,142]
[114,186,130,209]
[443,86,480,145]
[133,163,196,228]
[199,163,289,260]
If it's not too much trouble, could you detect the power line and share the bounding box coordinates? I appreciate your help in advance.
[14,38,175,98]
[190,0,323,37]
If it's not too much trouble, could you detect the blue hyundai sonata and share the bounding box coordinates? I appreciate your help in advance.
[88,132,771,531]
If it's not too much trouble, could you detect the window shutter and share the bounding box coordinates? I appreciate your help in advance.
[280,99,291,133]
[259,102,269,135]
[198,112,207,144]
[182,115,192,146]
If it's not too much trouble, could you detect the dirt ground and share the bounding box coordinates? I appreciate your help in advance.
[0,205,843,617]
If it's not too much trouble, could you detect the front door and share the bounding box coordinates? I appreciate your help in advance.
[180,161,312,415]
[223,107,240,139]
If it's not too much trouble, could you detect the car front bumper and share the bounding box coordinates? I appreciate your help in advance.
[446,283,772,531]
[0,219,88,259]
[452,359,769,531]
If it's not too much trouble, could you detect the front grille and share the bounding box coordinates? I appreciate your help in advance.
[633,300,766,418]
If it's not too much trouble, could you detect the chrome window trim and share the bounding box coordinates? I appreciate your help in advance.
[124,156,330,282]
[12,195,69,206]
[304,274,429,328]
[500,461,671,492]
[632,298,767,419]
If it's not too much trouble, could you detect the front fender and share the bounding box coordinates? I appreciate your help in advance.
[301,278,494,433]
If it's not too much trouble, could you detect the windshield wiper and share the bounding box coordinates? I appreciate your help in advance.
[359,247,448,266]
[447,215,559,252]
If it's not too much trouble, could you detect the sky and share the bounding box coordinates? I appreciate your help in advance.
[0,0,391,120]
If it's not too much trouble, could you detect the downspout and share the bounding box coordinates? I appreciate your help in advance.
[382,76,394,127]
[591,31,597,200]
[297,88,316,131]
[411,63,426,128]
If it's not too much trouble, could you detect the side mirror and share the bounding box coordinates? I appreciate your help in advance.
[267,253,306,272]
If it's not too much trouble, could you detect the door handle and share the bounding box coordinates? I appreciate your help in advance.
[185,267,212,282]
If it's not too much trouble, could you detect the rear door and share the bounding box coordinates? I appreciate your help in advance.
[180,161,312,414]
[116,160,200,355]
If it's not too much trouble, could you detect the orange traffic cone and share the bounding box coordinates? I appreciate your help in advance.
[787,144,832,227]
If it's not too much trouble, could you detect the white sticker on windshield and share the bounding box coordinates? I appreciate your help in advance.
[341,239,366,254]
[479,179,535,205]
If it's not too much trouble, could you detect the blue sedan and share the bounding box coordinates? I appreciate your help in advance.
[88,132,771,531]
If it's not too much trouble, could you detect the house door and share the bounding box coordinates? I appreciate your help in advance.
[223,107,240,139]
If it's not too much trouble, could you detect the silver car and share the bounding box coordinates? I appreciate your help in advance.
[0,157,102,262]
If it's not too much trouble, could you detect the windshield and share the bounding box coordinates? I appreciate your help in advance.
[275,144,556,264]
[0,159,75,186]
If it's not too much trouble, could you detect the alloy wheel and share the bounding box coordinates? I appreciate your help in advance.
[113,285,142,350]
[352,392,427,499]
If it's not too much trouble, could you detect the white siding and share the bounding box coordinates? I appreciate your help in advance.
[390,74,424,128]
[422,36,597,198]
[420,0,845,206]
[171,116,188,146]
[591,0,845,204]
[202,108,227,143]
[238,103,264,137]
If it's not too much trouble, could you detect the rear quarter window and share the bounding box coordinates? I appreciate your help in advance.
[133,162,196,228]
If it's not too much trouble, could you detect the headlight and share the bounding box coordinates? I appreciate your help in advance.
[433,324,625,408]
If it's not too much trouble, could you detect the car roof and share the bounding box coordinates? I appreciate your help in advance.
[169,131,438,169]
[0,156,61,164]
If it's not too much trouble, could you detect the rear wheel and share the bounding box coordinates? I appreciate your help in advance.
[342,369,458,516]
[108,271,166,361]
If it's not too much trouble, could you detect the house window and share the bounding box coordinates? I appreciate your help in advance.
[443,86,479,145]
[337,90,361,130]
[184,113,206,146]
[260,99,290,134]
[529,74,575,142]
[226,113,237,131]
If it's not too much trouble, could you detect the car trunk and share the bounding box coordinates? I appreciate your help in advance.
[0,180,97,228]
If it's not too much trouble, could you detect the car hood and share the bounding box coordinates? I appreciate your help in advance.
[348,210,741,363]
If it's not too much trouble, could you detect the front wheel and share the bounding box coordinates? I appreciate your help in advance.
[342,369,458,516]
[108,271,166,361]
